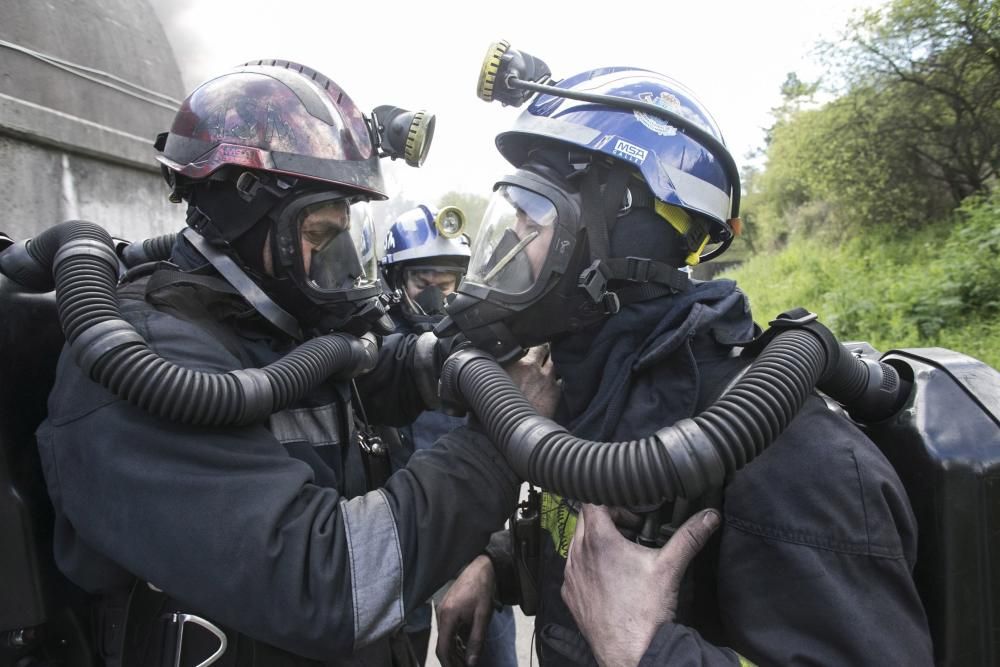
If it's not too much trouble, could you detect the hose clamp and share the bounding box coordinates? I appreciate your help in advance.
[72,320,145,374]
[52,238,120,276]
[230,368,273,424]
[654,418,724,500]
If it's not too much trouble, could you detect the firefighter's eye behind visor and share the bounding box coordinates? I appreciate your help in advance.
[466,185,558,296]
[296,199,377,293]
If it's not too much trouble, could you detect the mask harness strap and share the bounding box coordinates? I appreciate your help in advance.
[181,227,303,341]
[576,166,689,314]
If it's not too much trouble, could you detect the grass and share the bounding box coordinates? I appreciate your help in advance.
[720,195,1000,370]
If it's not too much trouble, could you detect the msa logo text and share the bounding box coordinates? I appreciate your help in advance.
[613,139,648,164]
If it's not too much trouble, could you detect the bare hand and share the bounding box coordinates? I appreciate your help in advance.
[435,555,496,666]
[504,345,561,418]
[561,505,720,667]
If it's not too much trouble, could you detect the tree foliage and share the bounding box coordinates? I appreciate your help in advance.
[745,0,1000,249]
[838,0,1000,200]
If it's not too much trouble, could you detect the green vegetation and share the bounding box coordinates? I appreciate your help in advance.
[724,190,1000,367]
[728,0,1000,368]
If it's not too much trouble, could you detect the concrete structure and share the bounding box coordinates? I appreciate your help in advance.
[0,0,187,242]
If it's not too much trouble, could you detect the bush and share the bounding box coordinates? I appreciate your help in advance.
[721,191,1000,369]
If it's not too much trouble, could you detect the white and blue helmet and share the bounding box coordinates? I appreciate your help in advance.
[381,205,471,291]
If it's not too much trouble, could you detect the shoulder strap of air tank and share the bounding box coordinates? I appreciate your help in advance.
[180,228,302,341]
[742,307,839,367]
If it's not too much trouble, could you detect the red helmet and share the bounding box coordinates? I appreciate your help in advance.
[156,59,387,199]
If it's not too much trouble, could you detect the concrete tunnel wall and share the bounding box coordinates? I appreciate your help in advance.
[0,0,188,242]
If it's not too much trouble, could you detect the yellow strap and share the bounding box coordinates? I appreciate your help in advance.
[653,200,709,266]
[686,236,710,266]
[654,199,692,234]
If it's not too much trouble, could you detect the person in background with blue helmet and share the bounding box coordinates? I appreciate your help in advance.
[381,205,519,667]
[436,44,933,666]
[382,205,472,334]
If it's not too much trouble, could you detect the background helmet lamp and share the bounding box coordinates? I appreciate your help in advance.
[435,206,466,238]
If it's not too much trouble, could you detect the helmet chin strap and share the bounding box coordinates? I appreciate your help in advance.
[181,227,303,340]
[576,164,691,315]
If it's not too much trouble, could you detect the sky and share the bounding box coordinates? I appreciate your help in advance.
[150,0,884,207]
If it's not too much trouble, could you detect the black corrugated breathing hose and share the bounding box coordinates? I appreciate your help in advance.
[0,220,376,426]
[440,313,909,507]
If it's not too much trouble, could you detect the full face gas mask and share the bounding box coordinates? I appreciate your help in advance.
[443,153,714,361]
[444,166,608,362]
[263,189,387,337]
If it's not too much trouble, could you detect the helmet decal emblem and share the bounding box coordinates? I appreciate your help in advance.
[634,91,683,136]
[612,138,648,165]
[634,91,712,137]
[196,99,295,145]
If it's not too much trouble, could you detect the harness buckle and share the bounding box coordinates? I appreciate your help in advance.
[578,259,620,314]
[163,613,228,667]
[623,256,652,282]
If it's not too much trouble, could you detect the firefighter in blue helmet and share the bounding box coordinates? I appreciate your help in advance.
[379,205,518,667]
[382,205,472,334]
[437,47,933,666]
[27,60,520,666]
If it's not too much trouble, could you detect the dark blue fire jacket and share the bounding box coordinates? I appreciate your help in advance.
[533,279,933,666]
[34,247,519,665]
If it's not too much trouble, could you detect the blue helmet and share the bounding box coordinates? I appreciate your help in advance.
[496,67,738,247]
[442,46,743,362]
[381,204,471,292]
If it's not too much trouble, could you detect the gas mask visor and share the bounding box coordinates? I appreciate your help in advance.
[277,191,379,302]
[465,184,558,297]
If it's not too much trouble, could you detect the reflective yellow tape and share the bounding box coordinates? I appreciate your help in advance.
[540,492,578,558]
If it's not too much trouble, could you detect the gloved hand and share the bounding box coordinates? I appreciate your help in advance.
[435,554,496,667]
[435,331,472,363]
[562,504,720,667]
[503,345,561,418]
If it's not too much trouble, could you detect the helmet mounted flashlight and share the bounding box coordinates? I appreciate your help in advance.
[435,206,466,238]
[372,105,436,167]
[477,40,552,107]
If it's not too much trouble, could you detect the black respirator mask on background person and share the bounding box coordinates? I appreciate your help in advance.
[412,284,448,317]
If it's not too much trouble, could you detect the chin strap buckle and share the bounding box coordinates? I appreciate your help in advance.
[578,259,621,315]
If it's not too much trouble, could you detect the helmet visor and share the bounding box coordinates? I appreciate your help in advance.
[466,185,558,296]
[296,197,378,293]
